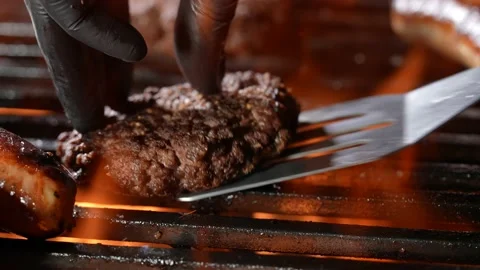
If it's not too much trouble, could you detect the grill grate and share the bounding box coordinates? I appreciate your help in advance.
[0,18,479,269]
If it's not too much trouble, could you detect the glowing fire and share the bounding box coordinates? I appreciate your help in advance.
[0,108,54,116]
[266,41,472,232]
[75,201,186,213]
[71,175,190,245]
[255,251,398,264]
[252,212,392,227]
[373,44,428,95]
[0,232,169,248]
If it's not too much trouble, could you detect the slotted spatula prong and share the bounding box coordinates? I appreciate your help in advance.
[282,129,375,160]
[323,112,393,135]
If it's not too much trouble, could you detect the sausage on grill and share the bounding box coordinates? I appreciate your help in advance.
[0,128,76,239]
[391,0,480,67]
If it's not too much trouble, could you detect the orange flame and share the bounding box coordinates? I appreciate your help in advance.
[0,108,54,116]
[373,44,427,95]
[252,212,391,227]
[255,250,398,264]
[267,35,474,233]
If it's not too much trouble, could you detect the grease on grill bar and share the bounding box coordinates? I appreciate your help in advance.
[0,16,479,269]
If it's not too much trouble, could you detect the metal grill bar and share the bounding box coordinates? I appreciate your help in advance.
[73,176,480,231]
[196,189,480,228]
[2,238,476,270]
[64,207,480,264]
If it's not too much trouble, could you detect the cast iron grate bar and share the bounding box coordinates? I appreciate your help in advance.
[2,238,477,270]
[66,206,480,265]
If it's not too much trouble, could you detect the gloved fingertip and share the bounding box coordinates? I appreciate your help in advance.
[121,37,148,62]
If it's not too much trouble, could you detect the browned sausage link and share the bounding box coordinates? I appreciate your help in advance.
[391,0,480,67]
[0,128,76,239]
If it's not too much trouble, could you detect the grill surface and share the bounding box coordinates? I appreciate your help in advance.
[0,2,480,269]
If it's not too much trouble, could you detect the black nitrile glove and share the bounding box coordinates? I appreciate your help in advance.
[175,0,238,95]
[25,0,238,133]
[24,0,147,133]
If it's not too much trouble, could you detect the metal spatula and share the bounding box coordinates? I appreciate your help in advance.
[177,68,480,202]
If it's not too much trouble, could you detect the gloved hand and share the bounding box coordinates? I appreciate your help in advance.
[175,0,238,95]
[25,0,238,133]
[24,0,147,133]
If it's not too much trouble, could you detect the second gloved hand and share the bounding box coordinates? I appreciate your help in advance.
[175,0,238,95]
[24,0,147,133]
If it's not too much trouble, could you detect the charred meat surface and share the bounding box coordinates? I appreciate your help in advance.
[0,128,76,239]
[57,72,300,197]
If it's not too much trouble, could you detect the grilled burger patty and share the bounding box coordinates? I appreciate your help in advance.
[57,71,300,197]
